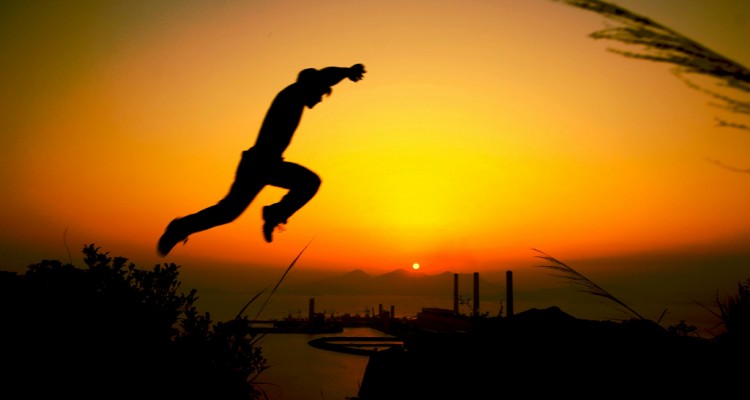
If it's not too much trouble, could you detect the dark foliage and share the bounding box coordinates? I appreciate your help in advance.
[711,278,750,351]
[552,0,750,119]
[552,0,750,172]
[0,244,267,400]
[358,307,744,399]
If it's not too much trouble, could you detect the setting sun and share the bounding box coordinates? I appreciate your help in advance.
[412,263,420,270]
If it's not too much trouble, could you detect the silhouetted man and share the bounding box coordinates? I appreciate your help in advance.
[158,64,366,256]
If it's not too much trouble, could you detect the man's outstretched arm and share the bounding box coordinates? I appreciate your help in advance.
[318,64,366,87]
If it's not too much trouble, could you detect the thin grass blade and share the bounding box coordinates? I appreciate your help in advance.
[236,287,269,320]
[533,248,645,320]
[253,239,313,321]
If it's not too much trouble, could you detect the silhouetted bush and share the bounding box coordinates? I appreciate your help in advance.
[713,278,750,351]
[0,244,267,399]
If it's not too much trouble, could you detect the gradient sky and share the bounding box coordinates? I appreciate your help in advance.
[2,0,749,327]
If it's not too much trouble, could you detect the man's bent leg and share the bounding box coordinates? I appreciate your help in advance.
[158,150,264,256]
[158,193,257,256]
[262,161,321,242]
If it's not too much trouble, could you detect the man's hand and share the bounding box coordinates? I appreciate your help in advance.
[348,64,366,82]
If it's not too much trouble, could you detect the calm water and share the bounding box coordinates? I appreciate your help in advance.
[232,294,501,400]
[254,327,393,400]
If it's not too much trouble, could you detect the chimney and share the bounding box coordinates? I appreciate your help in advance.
[453,273,459,314]
[308,298,315,320]
[506,270,514,317]
[473,272,479,316]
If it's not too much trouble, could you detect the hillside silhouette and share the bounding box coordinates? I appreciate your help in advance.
[358,306,746,399]
[1,245,268,400]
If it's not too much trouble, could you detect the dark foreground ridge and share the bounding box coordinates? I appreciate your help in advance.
[3,245,747,400]
[356,306,746,399]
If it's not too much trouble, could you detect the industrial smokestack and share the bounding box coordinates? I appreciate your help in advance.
[473,272,479,316]
[309,298,315,320]
[506,270,514,317]
[453,273,459,314]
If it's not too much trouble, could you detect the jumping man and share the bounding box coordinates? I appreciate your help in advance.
[157,63,367,256]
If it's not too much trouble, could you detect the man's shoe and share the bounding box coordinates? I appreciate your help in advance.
[157,218,188,257]
[262,220,275,243]
[262,206,287,243]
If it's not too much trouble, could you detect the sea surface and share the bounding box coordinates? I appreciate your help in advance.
[255,327,393,400]
[205,293,502,400]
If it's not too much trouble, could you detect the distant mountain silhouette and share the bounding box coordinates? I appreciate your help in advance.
[278,269,500,297]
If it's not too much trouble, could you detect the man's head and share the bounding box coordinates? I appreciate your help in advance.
[297,68,331,108]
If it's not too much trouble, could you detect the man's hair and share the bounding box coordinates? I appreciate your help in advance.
[297,68,332,96]
[297,68,319,83]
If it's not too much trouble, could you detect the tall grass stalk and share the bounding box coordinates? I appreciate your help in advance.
[533,248,645,320]
[234,240,313,322]
[236,287,268,320]
[697,279,750,336]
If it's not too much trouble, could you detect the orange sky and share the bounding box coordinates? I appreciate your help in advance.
[2,0,749,327]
